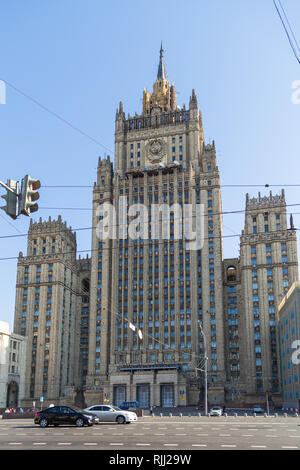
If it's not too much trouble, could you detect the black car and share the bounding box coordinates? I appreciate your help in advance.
[34,405,99,427]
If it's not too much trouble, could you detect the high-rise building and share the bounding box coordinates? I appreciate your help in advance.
[85,42,225,407]
[12,45,299,408]
[278,281,300,410]
[239,191,298,405]
[13,216,90,406]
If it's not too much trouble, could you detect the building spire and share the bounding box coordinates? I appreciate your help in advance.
[157,41,166,80]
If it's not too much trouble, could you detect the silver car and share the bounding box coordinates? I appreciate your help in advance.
[84,405,138,424]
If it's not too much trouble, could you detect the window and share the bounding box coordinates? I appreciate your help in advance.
[227,266,237,282]
[227,286,237,293]
[46,406,60,413]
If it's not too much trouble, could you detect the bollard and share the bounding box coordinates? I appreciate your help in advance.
[253,413,256,418]
[160,413,163,418]
[180,413,183,418]
[224,412,227,418]
[284,413,287,418]
[274,413,278,418]
[234,413,237,418]
[295,413,298,418]
[169,413,172,418]
[198,413,201,417]
[264,413,267,418]
[244,413,247,417]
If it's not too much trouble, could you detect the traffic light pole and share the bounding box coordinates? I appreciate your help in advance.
[0,180,18,195]
[198,320,208,416]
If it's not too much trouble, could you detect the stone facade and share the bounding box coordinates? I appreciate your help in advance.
[13,216,90,407]
[11,46,299,408]
[278,282,300,409]
[0,321,27,408]
[240,191,298,405]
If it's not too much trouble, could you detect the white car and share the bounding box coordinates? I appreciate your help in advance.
[209,406,223,416]
[84,405,138,424]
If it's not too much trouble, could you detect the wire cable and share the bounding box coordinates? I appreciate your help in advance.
[1,198,300,240]
[0,225,298,261]
[0,77,114,153]
[273,0,300,63]
[40,183,300,189]
[277,0,300,55]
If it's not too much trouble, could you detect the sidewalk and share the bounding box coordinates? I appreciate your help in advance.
[145,406,201,417]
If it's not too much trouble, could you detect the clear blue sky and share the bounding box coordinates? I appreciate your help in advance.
[0,0,300,329]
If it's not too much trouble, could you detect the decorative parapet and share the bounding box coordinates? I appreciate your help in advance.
[246,190,285,210]
[124,109,190,133]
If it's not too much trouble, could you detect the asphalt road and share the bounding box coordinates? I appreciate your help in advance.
[1,415,300,451]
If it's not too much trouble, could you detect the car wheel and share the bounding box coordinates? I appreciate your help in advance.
[116,415,126,424]
[75,418,84,427]
[39,418,49,428]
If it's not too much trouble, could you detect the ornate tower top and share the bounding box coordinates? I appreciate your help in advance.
[157,42,166,80]
[142,43,177,115]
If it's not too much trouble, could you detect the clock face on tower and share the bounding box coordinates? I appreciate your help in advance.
[146,138,167,164]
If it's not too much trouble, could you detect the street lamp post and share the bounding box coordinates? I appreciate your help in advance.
[198,321,208,416]
[266,391,270,416]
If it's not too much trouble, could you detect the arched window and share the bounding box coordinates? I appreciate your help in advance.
[227,266,237,282]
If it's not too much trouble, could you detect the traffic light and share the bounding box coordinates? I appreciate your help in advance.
[0,179,19,219]
[20,175,41,216]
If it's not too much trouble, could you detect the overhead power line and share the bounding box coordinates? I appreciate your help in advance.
[0,200,300,241]
[40,183,300,189]
[0,77,114,153]
[273,0,300,63]
[0,225,298,261]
